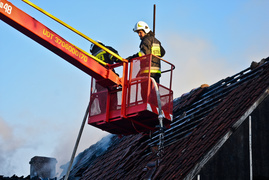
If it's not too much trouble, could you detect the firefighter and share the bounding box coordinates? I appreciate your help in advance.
[90,41,119,75]
[126,21,165,83]
[90,41,120,113]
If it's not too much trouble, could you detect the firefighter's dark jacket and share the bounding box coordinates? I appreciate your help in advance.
[127,31,165,71]
[90,43,119,65]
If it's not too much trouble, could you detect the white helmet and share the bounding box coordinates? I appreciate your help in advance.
[133,21,151,34]
[90,40,102,52]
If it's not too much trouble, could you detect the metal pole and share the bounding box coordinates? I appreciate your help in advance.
[153,4,156,36]
[249,116,253,180]
[64,100,91,180]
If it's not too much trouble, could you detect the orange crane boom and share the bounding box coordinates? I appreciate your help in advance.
[0,0,121,87]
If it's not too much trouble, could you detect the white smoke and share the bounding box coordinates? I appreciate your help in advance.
[51,124,109,178]
[58,133,114,179]
[0,117,26,176]
[161,32,250,98]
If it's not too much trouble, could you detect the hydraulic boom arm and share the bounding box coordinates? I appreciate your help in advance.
[0,0,121,87]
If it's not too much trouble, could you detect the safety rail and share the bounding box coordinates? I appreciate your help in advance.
[22,0,127,64]
[128,54,174,113]
[88,54,174,135]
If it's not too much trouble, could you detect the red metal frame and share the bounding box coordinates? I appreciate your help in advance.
[88,55,174,135]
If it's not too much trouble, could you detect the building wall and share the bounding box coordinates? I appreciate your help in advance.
[198,96,269,180]
[252,95,269,179]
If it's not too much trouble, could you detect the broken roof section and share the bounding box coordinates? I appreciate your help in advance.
[64,57,269,180]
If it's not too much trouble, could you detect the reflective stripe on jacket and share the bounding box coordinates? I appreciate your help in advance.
[151,43,161,57]
[141,66,161,74]
[94,49,106,61]
[91,45,119,65]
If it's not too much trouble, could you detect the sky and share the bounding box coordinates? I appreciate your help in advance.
[1,0,269,177]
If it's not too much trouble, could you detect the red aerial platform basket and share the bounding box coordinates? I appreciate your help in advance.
[88,55,174,135]
[0,0,174,135]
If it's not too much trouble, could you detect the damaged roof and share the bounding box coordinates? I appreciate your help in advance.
[65,57,269,180]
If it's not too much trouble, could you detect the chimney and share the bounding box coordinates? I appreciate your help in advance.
[29,156,57,179]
